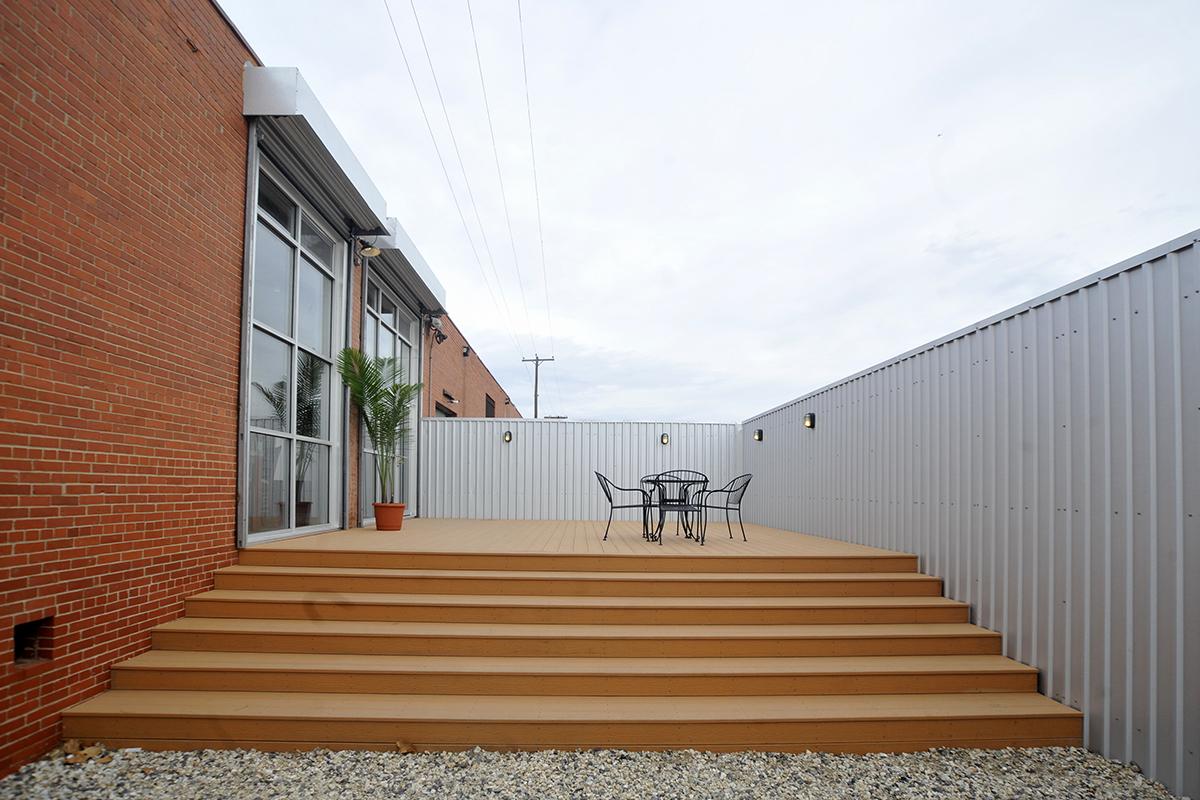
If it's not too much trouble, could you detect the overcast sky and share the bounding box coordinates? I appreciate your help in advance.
[221,0,1200,422]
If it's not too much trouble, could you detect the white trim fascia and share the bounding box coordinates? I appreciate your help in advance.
[243,66,388,227]
[377,217,447,308]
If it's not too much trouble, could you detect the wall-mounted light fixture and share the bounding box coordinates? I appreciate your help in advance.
[753,429,764,442]
[357,239,382,258]
[462,346,471,358]
[660,433,670,445]
[502,430,513,444]
[803,413,816,429]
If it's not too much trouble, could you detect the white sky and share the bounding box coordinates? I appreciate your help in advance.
[221,0,1200,422]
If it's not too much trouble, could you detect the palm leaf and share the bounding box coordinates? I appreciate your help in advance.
[253,380,288,432]
[338,348,421,504]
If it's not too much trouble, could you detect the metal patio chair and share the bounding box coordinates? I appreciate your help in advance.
[639,473,664,540]
[645,469,708,544]
[595,472,652,541]
[697,473,753,545]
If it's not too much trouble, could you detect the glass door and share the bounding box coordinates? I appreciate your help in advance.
[246,165,343,540]
[361,277,418,522]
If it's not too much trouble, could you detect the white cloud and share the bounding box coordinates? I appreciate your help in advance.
[222,0,1200,421]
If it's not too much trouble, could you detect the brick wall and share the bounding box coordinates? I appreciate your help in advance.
[423,315,522,419]
[0,0,252,772]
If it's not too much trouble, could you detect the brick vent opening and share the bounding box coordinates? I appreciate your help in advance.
[13,617,53,665]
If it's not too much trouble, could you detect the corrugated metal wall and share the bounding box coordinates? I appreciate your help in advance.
[742,231,1200,797]
[419,418,742,520]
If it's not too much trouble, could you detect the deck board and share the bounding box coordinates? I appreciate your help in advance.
[67,689,1077,722]
[114,651,1036,676]
[254,519,898,559]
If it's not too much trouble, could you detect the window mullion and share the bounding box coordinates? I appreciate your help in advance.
[257,211,295,246]
[295,433,333,446]
[296,341,332,364]
[251,320,294,347]
[288,223,303,530]
[302,248,337,279]
[249,426,293,438]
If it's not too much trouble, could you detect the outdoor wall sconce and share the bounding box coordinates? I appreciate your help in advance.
[502,430,513,444]
[462,346,471,358]
[753,429,764,442]
[803,413,816,429]
[660,433,670,445]
[430,316,448,344]
[356,239,382,258]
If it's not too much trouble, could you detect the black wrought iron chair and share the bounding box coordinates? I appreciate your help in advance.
[594,472,652,541]
[646,469,708,544]
[697,473,753,545]
[639,473,663,541]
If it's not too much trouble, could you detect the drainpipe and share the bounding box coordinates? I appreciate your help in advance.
[426,321,435,412]
[235,118,259,550]
[340,250,359,531]
[415,312,433,518]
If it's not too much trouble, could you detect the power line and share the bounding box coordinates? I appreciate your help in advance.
[379,0,531,383]
[465,0,538,354]
[515,0,555,359]
[406,0,533,359]
[379,0,501,326]
[515,0,564,415]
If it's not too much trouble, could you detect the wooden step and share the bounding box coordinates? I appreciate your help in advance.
[213,565,943,597]
[238,548,920,574]
[110,651,1038,695]
[185,590,970,625]
[62,690,1083,752]
[65,524,1084,757]
[150,618,1002,658]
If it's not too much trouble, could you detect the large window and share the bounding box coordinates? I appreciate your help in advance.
[361,277,418,520]
[246,166,343,538]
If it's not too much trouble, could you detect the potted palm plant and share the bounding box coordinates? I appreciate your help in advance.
[337,348,421,531]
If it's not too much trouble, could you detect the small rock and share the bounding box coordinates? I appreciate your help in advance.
[0,746,1185,800]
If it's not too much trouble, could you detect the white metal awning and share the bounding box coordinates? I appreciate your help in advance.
[243,66,446,311]
[374,217,447,312]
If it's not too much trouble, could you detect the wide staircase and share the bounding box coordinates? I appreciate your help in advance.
[64,540,1082,752]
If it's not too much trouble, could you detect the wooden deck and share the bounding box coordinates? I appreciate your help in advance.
[257,519,897,556]
[247,519,918,573]
[63,517,1082,755]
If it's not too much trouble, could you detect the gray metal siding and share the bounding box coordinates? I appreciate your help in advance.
[419,419,742,520]
[742,234,1200,797]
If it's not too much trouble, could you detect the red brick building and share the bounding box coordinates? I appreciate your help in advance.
[423,315,522,419]
[0,0,515,773]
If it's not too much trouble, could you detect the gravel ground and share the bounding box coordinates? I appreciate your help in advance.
[0,745,1182,800]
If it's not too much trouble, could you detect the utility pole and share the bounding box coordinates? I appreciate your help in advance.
[521,353,555,418]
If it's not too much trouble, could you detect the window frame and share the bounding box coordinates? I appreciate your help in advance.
[360,272,419,523]
[243,158,347,545]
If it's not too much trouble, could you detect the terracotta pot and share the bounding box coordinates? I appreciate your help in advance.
[374,502,407,531]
